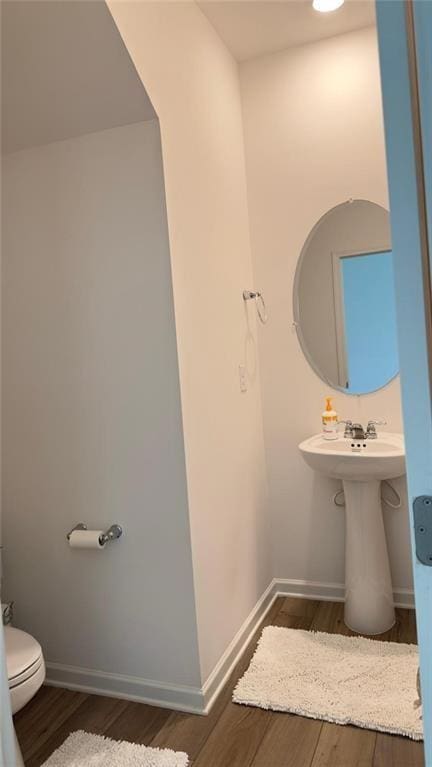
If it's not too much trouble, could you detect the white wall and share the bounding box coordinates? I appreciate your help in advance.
[240,27,413,593]
[108,1,270,682]
[2,5,409,713]
[2,120,202,688]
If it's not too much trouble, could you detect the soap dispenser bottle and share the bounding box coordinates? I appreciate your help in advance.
[322,397,338,440]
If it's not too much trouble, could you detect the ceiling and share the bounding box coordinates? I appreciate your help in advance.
[1,0,156,154]
[2,0,376,153]
[197,0,376,62]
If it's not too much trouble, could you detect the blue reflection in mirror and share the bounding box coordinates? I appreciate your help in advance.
[339,250,399,394]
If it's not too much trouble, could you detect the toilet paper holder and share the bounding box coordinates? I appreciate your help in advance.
[67,523,123,546]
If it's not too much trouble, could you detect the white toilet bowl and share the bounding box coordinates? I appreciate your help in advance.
[5,626,45,714]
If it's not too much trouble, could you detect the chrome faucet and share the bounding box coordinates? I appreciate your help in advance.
[340,419,387,440]
[352,423,367,440]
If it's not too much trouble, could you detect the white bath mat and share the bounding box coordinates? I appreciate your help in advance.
[233,626,422,740]
[42,731,189,766]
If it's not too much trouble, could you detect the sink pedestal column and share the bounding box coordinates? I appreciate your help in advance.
[343,479,395,635]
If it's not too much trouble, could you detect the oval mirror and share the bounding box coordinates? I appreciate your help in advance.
[293,200,399,395]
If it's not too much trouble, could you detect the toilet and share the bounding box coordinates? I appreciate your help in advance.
[5,626,45,714]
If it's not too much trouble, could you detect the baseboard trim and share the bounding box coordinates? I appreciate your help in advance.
[273,578,415,610]
[45,663,205,714]
[45,582,278,717]
[45,577,415,715]
[202,581,276,712]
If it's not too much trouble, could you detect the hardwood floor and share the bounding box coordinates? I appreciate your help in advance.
[14,598,424,766]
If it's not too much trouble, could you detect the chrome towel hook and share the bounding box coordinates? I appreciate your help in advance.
[243,290,268,324]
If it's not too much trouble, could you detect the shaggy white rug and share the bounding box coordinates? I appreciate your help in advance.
[233,626,422,740]
[42,731,189,766]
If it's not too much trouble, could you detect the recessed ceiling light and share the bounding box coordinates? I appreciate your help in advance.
[313,0,345,12]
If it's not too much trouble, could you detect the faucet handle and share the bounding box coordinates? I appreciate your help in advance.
[352,422,365,437]
[366,419,387,439]
[338,419,353,438]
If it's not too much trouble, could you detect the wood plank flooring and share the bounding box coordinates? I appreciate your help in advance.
[14,598,424,766]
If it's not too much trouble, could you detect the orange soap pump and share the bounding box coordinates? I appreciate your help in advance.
[322,397,338,441]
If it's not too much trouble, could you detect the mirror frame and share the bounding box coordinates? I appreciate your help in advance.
[292,199,399,396]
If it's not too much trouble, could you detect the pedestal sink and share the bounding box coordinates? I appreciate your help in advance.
[299,433,405,635]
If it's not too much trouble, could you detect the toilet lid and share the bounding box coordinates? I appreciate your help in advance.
[5,626,43,682]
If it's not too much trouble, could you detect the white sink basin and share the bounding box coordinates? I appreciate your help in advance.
[299,433,405,481]
[298,431,405,636]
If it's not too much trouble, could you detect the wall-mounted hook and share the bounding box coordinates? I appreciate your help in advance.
[243,290,268,324]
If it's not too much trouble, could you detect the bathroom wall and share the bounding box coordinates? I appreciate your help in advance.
[2,1,409,717]
[2,0,270,703]
[2,120,202,690]
[240,27,413,595]
[108,1,270,682]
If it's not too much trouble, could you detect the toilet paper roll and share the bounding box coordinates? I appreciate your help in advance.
[68,530,105,550]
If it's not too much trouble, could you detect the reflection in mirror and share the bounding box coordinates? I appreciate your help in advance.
[294,200,399,395]
[333,250,398,393]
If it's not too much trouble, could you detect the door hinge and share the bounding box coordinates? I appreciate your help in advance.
[413,495,432,565]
